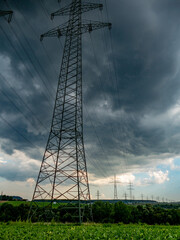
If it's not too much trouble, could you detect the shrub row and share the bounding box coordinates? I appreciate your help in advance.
[0,201,180,224]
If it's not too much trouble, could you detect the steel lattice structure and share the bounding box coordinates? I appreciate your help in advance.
[109,175,121,200]
[0,10,13,22]
[31,0,111,222]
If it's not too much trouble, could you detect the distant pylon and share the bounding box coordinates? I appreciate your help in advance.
[127,182,134,200]
[109,174,121,199]
[124,192,127,200]
[96,190,101,200]
[31,0,111,223]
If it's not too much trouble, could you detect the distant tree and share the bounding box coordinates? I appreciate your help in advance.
[0,195,13,201]
[130,206,141,223]
[113,202,131,223]
[17,204,29,221]
[92,201,113,223]
[0,201,180,224]
[0,203,17,221]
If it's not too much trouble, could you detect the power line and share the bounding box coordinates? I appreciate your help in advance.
[0,0,13,23]
[95,1,130,177]
[39,0,50,18]
[0,115,40,151]
[85,151,109,178]
[84,105,114,174]
[13,18,56,96]
[8,0,61,92]
[0,88,37,131]
[0,25,52,110]
[0,73,49,132]
[2,0,55,101]
[8,24,54,103]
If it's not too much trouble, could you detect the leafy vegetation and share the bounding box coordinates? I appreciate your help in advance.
[0,201,180,224]
[0,222,180,240]
[0,195,13,201]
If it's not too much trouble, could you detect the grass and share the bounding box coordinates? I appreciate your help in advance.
[0,222,180,239]
[0,201,80,209]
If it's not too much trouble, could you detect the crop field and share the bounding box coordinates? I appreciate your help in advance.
[0,201,73,208]
[0,223,180,240]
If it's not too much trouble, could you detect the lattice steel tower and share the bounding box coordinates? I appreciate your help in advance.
[31,0,111,222]
[110,174,121,200]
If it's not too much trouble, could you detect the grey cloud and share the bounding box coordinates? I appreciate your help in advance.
[1,0,180,180]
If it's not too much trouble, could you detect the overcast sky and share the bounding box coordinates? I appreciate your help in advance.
[0,0,180,201]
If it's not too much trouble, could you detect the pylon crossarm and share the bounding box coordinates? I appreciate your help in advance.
[40,27,66,41]
[40,22,68,41]
[0,10,13,16]
[81,20,112,34]
[40,20,111,41]
[51,3,103,18]
[0,10,13,23]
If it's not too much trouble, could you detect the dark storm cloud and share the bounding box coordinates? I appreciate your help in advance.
[82,0,180,175]
[0,0,61,157]
[92,0,180,114]
[1,0,180,181]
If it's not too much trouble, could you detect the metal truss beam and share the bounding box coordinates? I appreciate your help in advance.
[51,2,103,18]
[40,20,111,41]
[0,10,13,22]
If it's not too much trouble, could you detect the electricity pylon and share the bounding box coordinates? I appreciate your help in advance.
[109,174,121,199]
[0,10,13,22]
[127,181,134,200]
[96,190,101,200]
[124,192,127,200]
[31,0,111,223]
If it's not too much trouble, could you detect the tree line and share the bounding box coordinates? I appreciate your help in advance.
[0,201,180,224]
[0,195,13,201]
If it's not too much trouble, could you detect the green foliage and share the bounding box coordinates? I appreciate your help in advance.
[113,201,131,223]
[0,222,180,239]
[92,201,112,223]
[0,195,13,201]
[0,201,180,225]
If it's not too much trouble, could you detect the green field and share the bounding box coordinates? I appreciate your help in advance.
[0,223,180,240]
[0,201,72,208]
